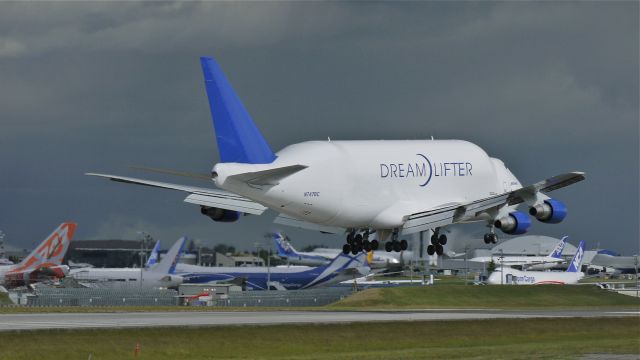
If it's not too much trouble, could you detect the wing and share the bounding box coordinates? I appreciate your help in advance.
[274,213,343,234]
[86,173,267,215]
[402,172,585,235]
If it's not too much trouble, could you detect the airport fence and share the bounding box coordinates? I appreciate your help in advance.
[26,287,179,307]
[212,287,354,307]
[20,287,354,308]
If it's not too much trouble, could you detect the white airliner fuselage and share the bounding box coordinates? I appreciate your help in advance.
[215,140,520,230]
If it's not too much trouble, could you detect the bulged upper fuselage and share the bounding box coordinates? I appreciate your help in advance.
[214,139,522,230]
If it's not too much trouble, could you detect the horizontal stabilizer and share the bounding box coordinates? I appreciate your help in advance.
[228,164,307,186]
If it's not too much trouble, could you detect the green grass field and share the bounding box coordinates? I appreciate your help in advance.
[0,318,637,359]
[0,293,10,305]
[331,284,640,310]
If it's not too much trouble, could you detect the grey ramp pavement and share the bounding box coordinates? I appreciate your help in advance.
[0,310,638,331]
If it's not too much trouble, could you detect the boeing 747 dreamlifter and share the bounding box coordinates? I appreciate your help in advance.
[89,57,585,256]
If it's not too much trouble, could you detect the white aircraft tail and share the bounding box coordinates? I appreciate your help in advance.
[151,237,185,275]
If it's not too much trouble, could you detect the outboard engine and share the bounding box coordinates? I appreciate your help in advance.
[529,199,567,224]
[200,206,240,222]
[494,211,531,235]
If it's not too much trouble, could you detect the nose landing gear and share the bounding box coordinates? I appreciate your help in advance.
[483,232,498,244]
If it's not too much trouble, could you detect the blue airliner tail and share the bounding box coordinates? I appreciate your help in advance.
[272,233,297,257]
[549,236,568,259]
[567,240,585,273]
[146,240,161,267]
[200,57,276,164]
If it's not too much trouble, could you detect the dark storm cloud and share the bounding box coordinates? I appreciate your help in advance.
[0,2,637,254]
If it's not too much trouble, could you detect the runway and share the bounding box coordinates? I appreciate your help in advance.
[0,309,638,331]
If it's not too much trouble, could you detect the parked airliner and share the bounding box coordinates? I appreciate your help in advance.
[0,223,76,288]
[273,233,401,269]
[70,238,184,289]
[89,57,585,256]
[177,252,370,291]
[469,236,568,270]
[488,240,585,285]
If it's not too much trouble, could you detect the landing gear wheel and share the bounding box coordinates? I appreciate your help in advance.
[400,239,408,251]
[371,240,379,251]
[392,241,401,252]
[350,244,359,255]
[436,244,444,256]
[483,233,491,244]
[438,234,447,245]
[354,233,363,246]
[342,244,350,254]
[427,244,435,255]
[363,240,372,252]
[484,233,498,244]
[347,232,354,244]
[430,235,439,245]
[385,242,393,252]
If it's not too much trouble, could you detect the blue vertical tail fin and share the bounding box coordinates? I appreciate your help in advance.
[549,236,568,259]
[146,240,161,268]
[567,240,585,273]
[200,57,276,164]
[272,233,297,257]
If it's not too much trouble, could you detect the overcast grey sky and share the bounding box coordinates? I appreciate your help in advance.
[0,2,637,254]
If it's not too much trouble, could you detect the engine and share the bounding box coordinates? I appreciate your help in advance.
[200,206,240,222]
[494,211,531,235]
[529,199,567,224]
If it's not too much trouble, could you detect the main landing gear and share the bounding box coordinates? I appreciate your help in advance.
[427,228,447,256]
[384,229,408,253]
[341,229,407,254]
[342,230,379,255]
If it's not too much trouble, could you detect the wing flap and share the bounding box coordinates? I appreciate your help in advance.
[87,173,265,214]
[274,213,342,234]
[184,194,266,215]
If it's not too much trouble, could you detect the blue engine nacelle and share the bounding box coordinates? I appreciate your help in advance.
[529,199,567,224]
[200,206,240,222]
[494,211,531,235]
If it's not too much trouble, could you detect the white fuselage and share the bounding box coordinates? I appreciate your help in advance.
[214,140,521,231]
[469,256,564,269]
[69,268,182,289]
[488,268,584,285]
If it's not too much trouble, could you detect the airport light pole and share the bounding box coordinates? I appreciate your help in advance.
[256,240,272,290]
[464,244,469,285]
[500,249,504,285]
[137,231,153,288]
[635,255,638,298]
